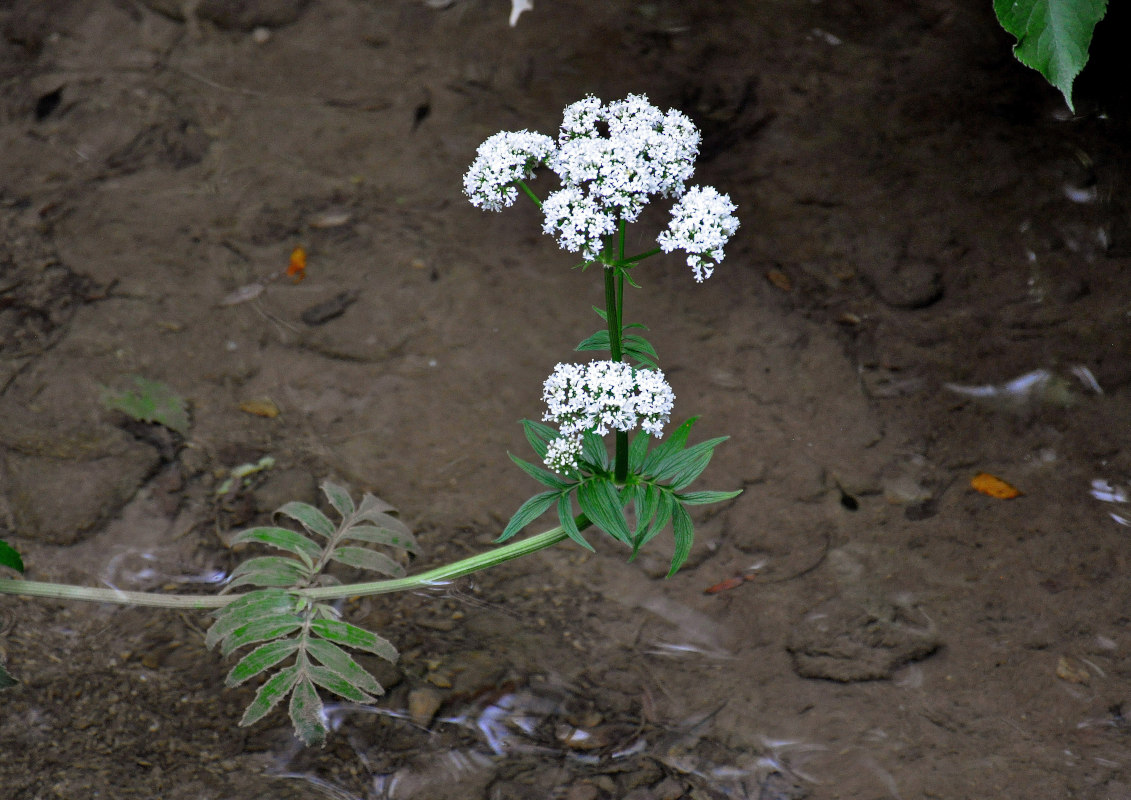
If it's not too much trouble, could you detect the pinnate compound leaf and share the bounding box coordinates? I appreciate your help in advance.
[330,546,405,577]
[509,453,571,490]
[229,527,321,569]
[994,0,1107,112]
[642,417,699,475]
[220,614,304,656]
[576,329,611,353]
[499,490,558,542]
[276,501,336,539]
[305,638,384,696]
[206,588,295,649]
[226,556,312,591]
[340,522,417,553]
[225,639,301,687]
[558,493,594,551]
[667,502,695,577]
[0,539,23,573]
[307,663,377,704]
[288,676,327,746]
[320,481,355,519]
[655,437,729,490]
[239,664,300,728]
[355,492,397,522]
[577,478,631,546]
[310,619,398,663]
[521,419,559,461]
[676,489,743,506]
[634,486,675,552]
[579,429,608,470]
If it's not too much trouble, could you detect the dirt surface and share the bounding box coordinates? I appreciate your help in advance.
[3,1,1131,798]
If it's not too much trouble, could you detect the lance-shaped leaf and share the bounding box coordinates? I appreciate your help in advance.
[206,589,295,649]
[499,490,558,542]
[651,436,728,490]
[307,663,377,704]
[276,501,336,539]
[288,675,327,746]
[239,663,300,728]
[628,430,650,473]
[225,639,301,687]
[219,613,304,656]
[579,429,608,471]
[229,527,321,570]
[310,619,398,663]
[667,501,695,577]
[341,519,416,552]
[330,546,405,577]
[0,540,23,573]
[577,477,631,546]
[354,492,397,523]
[634,486,675,553]
[575,328,611,353]
[558,492,594,551]
[321,480,355,519]
[305,637,384,696]
[521,419,559,461]
[509,453,572,490]
[226,556,312,591]
[642,417,699,475]
[676,490,743,506]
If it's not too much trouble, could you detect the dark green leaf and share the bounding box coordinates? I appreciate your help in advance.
[229,527,321,569]
[558,493,594,551]
[624,347,658,370]
[305,638,384,696]
[330,546,405,577]
[225,639,301,687]
[642,417,699,475]
[651,437,728,489]
[577,478,632,546]
[276,501,336,539]
[667,502,695,577]
[628,431,650,473]
[521,419,559,460]
[0,540,23,573]
[310,619,398,662]
[634,486,674,552]
[676,489,743,506]
[623,334,657,359]
[220,614,305,656]
[576,329,611,352]
[226,556,311,591]
[579,429,608,470]
[320,481,355,519]
[0,661,17,689]
[340,522,417,553]
[207,589,295,649]
[592,305,608,321]
[499,490,558,542]
[509,453,571,490]
[239,664,300,728]
[289,676,327,746]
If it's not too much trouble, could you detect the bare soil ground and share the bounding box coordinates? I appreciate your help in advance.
[3,1,1131,798]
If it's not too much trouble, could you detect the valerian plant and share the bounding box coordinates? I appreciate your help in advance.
[0,93,741,746]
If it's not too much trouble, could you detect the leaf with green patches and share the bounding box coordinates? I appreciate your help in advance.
[99,375,190,435]
[225,556,312,591]
[0,540,23,573]
[219,614,304,656]
[320,481,355,519]
[330,546,405,577]
[206,589,296,648]
[305,638,384,696]
[667,502,695,577]
[225,639,301,687]
[340,522,417,553]
[310,619,398,662]
[275,501,336,539]
[239,664,300,728]
[307,663,376,704]
[228,527,321,570]
[499,490,558,542]
[288,675,327,746]
[354,492,398,524]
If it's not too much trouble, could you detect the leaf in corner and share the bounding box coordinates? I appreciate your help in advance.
[99,376,190,435]
[0,539,24,573]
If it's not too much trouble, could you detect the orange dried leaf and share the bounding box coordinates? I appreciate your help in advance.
[239,398,280,418]
[766,268,792,291]
[971,472,1022,499]
[704,575,747,595]
[286,246,307,283]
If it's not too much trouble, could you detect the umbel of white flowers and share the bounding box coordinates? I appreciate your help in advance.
[464,94,740,282]
[541,360,675,473]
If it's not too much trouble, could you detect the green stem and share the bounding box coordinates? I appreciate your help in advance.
[622,246,661,265]
[0,524,578,609]
[516,179,542,209]
[604,242,629,484]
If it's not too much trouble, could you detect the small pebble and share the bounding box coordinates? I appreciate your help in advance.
[407,686,443,727]
[251,27,271,44]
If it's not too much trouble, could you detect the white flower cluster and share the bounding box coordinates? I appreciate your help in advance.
[541,360,675,473]
[465,94,739,279]
[464,130,555,211]
[657,186,741,282]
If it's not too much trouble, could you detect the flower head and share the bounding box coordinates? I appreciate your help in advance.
[657,185,740,281]
[541,360,675,473]
[541,187,617,261]
[463,130,555,211]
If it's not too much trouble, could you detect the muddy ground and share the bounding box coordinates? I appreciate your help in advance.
[2,0,1131,798]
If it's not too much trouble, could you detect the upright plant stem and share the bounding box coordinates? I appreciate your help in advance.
[604,261,629,484]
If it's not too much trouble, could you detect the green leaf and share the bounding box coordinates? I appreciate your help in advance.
[634,486,674,552]
[225,639,301,687]
[509,453,571,490]
[521,419,558,461]
[579,429,609,470]
[558,493,594,551]
[0,661,17,689]
[275,501,336,539]
[676,489,743,506]
[226,556,311,591]
[667,502,695,577]
[340,523,417,553]
[642,417,699,475]
[220,614,304,656]
[305,638,384,696]
[994,0,1108,111]
[229,527,321,570]
[206,589,296,649]
[577,478,632,546]
[354,492,398,524]
[499,490,558,542]
[651,437,729,490]
[0,539,24,573]
[592,305,608,321]
[576,329,611,353]
[99,375,190,435]
[307,663,376,704]
[288,675,327,746]
[239,664,300,728]
[628,431,650,473]
[309,619,398,663]
[330,546,405,577]
[320,481,355,519]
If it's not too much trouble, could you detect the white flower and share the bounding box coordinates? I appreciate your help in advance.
[463,130,555,211]
[541,187,617,261]
[657,185,740,281]
[540,360,675,473]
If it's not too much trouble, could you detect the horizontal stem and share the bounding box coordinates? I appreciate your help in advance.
[0,525,573,610]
